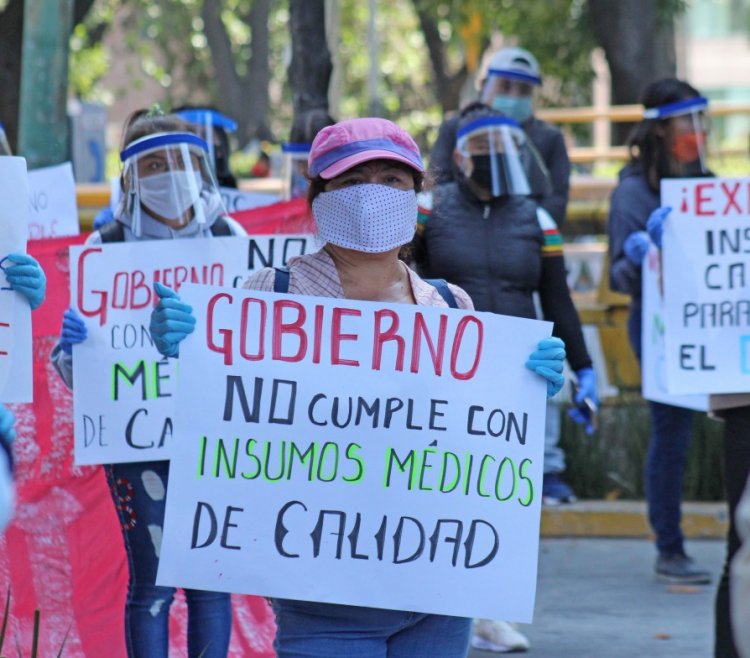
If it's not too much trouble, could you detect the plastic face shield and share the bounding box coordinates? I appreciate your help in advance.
[175,109,237,176]
[281,143,311,200]
[643,96,710,175]
[456,117,550,197]
[119,132,220,234]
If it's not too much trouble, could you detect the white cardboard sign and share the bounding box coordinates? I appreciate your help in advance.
[0,156,33,402]
[663,178,750,394]
[27,162,80,239]
[642,244,707,410]
[70,235,312,465]
[158,283,551,622]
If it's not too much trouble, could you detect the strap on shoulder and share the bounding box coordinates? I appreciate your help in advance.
[273,267,291,293]
[424,278,458,308]
[210,216,233,236]
[97,220,126,243]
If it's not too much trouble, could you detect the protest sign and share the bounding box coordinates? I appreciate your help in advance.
[642,244,707,410]
[27,162,79,239]
[220,187,279,212]
[0,156,33,402]
[663,178,750,394]
[70,234,312,465]
[158,284,551,622]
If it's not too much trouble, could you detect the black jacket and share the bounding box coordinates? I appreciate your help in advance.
[414,180,592,371]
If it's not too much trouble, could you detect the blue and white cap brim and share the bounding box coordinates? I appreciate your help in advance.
[487,68,542,86]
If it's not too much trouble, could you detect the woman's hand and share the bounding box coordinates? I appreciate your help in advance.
[646,206,672,249]
[1,253,46,310]
[149,282,196,358]
[525,337,566,398]
[58,308,88,354]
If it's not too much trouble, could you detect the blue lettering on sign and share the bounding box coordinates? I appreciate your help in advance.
[740,336,750,374]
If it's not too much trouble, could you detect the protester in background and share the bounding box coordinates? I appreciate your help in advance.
[50,109,245,658]
[607,78,712,588]
[731,475,750,658]
[148,116,568,658]
[430,47,576,509]
[174,106,239,189]
[0,403,15,534]
[281,108,335,200]
[250,150,271,178]
[429,47,569,226]
[414,103,596,654]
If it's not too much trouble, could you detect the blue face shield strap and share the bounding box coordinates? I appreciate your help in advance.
[487,68,542,86]
[456,116,522,140]
[119,133,208,162]
[175,109,238,132]
[642,96,709,120]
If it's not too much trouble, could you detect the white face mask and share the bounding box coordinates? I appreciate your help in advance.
[312,184,418,253]
[138,171,203,223]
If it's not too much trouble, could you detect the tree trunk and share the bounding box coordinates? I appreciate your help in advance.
[0,0,25,152]
[288,0,332,120]
[410,0,467,113]
[589,0,676,144]
[202,0,273,144]
[0,0,95,152]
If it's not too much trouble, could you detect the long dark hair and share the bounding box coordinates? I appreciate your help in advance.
[628,78,702,190]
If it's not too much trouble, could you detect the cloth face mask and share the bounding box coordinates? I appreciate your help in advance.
[492,95,533,124]
[138,171,203,221]
[312,184,418,253]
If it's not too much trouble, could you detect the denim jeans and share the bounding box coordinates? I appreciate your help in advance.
[628,306,694,556]
[714,406,750,658]
[544,396,565,475]
[105,460,232,658]
[272,599,471,657]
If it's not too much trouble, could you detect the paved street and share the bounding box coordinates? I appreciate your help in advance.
[469,537,724,658]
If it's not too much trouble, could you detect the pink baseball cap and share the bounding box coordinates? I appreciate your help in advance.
[308,117,424,180]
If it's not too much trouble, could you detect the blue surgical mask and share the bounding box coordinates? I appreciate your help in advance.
[492,96,533,124]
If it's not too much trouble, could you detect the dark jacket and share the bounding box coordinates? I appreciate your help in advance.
[606,163,659,309]
[414,180,592,371]
[428,115,571,226]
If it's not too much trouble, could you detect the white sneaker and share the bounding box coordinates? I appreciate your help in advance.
[470,619,530,653]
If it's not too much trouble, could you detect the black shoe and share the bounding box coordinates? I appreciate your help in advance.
[655,553,711,584]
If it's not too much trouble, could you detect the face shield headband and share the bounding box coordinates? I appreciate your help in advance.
[120,132,215,236]
[642,96,709,120]
[457,116,533,197]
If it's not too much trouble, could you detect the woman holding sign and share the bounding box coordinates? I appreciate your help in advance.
[607,78,713,587]
[51,110,244,658]
[149,117,567,657]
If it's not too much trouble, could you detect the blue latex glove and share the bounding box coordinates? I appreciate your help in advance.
[623,231,650,265]
[568,367,598,434]
[0,404,16,447]
[646,206,671,249]
[1,253,46,310]
[150,282,196,358]
[93,207,115,230]
[59,308,88,355]
[525,336,566,398]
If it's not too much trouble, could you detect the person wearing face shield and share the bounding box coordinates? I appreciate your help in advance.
[607,79,713,591]
[413,104,596,654]
[174,106,239,189]
[146,117,569,657]
[49,110,245,658]
[429,47,570,227]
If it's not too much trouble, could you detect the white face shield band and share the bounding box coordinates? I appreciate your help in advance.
[119,132,224,236]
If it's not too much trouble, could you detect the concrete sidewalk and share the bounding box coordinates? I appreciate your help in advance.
[469,537,724,658]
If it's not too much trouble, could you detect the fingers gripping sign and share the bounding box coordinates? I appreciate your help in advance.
[150,282,196,358]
